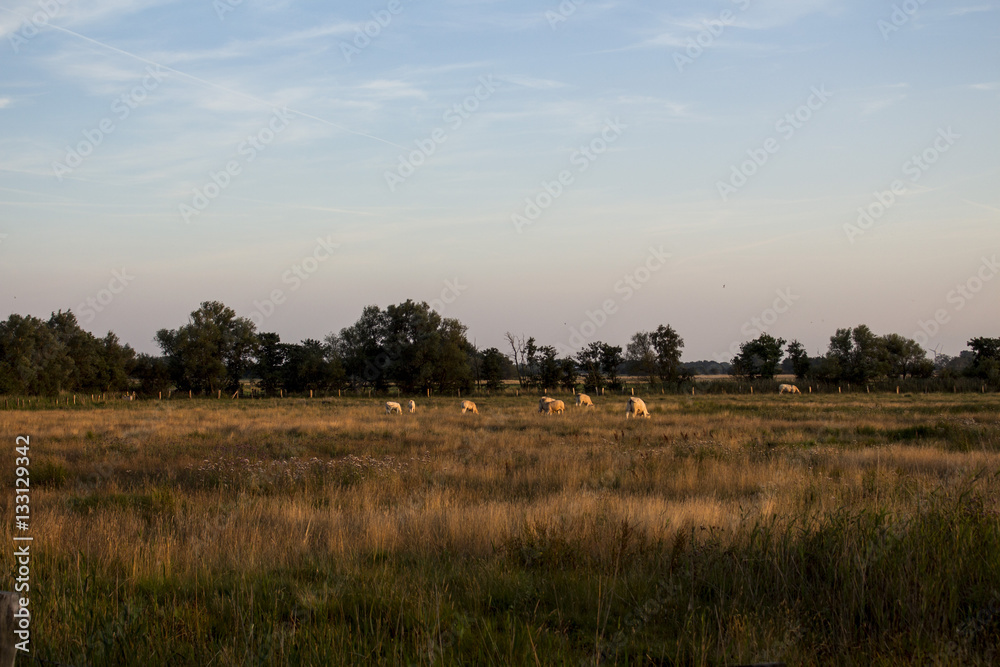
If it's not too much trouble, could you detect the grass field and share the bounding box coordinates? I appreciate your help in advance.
[1,392,999,665]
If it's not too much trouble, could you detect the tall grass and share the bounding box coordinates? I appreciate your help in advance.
[0,394,998,664]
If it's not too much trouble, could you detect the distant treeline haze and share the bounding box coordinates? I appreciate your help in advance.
[0,300,996,396]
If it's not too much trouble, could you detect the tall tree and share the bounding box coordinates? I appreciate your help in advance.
[328,305,389,389]
[559,357,578,392]
[537,345,562,392]
[966,337,1000,380]
[504,332,527,388]
[731,333,786,380]
[156,301,258,394]
[255,332,286,395]
[626,332,658,385]
[650,324,685,383]
[821,325,885,383]
[481,348,507,391]
[282,339,344,392]
[880,333,933,379]
[785,340,811,380]
[576,342,605,392]
[599,343,625,389]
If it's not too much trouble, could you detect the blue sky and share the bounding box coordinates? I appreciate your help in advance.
[1,0,997,361]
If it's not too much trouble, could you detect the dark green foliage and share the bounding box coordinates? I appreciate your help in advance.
[329,300,473,393]
[130,353,171,396]
[785,340,811,380]
[281,339,345,393]
[732,333,786,380]
[156,301,258,394]
[255,332,285,395]
[480,347,508,391]
[0,311,134,395]
[627,324,686,386]
[966,337,1000,381]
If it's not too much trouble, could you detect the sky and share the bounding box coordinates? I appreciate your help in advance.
[0,0,997,362]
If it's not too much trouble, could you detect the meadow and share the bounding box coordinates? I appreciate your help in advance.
[1,391,999,665]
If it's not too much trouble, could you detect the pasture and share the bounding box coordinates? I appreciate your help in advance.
[2,392,999,665]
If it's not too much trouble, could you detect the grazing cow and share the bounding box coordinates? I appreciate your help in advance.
[779,384,801,394]
[407,400,416,413]
[576,394,594,408]
[461,400,479,415]
[385,401,402,415]
[626,396,650,419]
[538,397,556,413]
[543,399,565,415]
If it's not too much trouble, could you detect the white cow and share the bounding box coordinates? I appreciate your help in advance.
[461,400,479,415]
[626,396,650,419]
[385,401,402,415]
[407,400,416,413]
[779,384,801,394]
[543,399,565,415]
[576,394,594,408]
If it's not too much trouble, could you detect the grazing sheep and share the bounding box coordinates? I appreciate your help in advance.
[538,397,556,413]
[576,394,594,408]
[543,399,566,415]
[407,400,416,413]
[779,384,801,394]
[626,396,650,419]
[461,400,479,415]
[385,401,402,415]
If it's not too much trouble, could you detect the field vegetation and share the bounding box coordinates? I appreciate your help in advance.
[1,392,999,665]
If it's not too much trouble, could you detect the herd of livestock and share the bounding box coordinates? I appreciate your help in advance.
[384,394,653,419]
[383,384,806,419]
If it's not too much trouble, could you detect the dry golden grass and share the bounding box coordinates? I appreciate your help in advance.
[1,392,999,664]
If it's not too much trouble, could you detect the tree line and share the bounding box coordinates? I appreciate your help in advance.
[0,300,996,397]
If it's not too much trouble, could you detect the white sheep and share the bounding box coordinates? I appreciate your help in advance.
[576,394,594,408]
[543,399,565,415]
[385,401,402,415]
[626,396,650,419]
[538,397,556,414]
[407,400,416,413]
[778,384,801,394]
[461,400,479,415]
